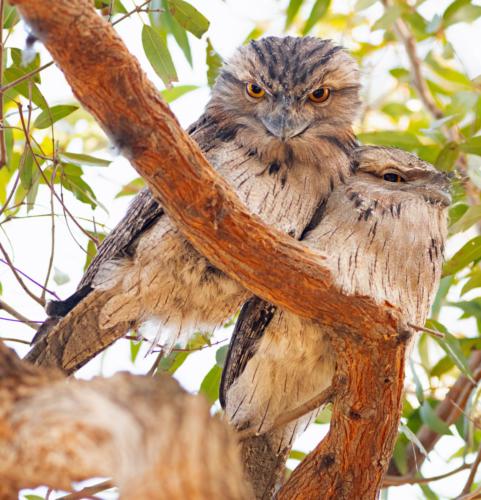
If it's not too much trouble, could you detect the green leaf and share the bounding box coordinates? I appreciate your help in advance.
[206,38,222,88]
[462,269,481,295]
[167,0,209,38]
[115,178,145,198]
[372,5,402,31]
[53,267,70,286]
[431,355,455,378]
[130,339,142,363]
[358,131,422,149]
[215,345,228,368]
[443,235,481,276]
[159,350,189,374]
[303,0,331,34]
[161,84,198,103]
[59,152,111,167]
[449,205,481,234]
[24,495,46,500]
[355,0,378,10]
[289,449,306,461]
[19,148,34,191]
[410,359,424,404]
[3,66,48,109]
[3,2,19,29]
[199,364,222,404]
[34,105,79,129]
[142,24,178,87]
[443,0,481,26]
[392,439,408,475]
[460,136,481,155]
[150,0,192,66]
[427,319,473,381]
[434,142,459,172]
[399,424,429,457]
[285,0,304,29]
[420,401,452,435]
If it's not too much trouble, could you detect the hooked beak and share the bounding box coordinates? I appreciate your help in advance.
[261,113,309,141]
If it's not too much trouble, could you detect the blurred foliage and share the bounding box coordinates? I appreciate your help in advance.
[3,1,481,499]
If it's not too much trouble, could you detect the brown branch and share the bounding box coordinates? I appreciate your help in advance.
[383,463,471,487]
[10,1,407,498]
[59,479,114,499]
[460,446,481,497]
[0,298,38,329]
[238,385,335,441]
[0,342,250,499]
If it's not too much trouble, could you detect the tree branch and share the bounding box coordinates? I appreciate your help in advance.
[0,342,250,499]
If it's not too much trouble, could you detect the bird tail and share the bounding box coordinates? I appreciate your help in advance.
[25,289,135,375]
[240,433,291,499]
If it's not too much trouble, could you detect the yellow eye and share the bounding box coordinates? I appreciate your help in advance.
[246,82,265,98]
[308,87,331,103]
[383,173,405,183]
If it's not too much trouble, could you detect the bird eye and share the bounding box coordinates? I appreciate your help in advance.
[308,87,331,104]
[383,172,406,183]
[246,83,265,98]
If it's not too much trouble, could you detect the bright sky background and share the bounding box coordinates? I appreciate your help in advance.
[6,0,481,498]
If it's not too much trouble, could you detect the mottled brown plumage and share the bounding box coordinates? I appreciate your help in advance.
[26,36,360,373]
[221,146,450,498]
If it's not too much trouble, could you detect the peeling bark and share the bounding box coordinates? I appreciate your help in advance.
[0,343,250,499]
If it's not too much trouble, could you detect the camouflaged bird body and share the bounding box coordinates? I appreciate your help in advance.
[222,147,450,498]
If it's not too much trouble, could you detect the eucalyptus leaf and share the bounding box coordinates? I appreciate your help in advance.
[34,105,79,129]
[142,24,178,87]
[200,364,222,404]
[167,0,209,38]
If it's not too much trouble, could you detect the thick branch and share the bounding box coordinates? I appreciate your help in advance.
[10,0,400,335]
[0,342,249,499]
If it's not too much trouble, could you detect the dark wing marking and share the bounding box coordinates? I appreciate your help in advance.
[219,296,277,408]
[47,113,219,317]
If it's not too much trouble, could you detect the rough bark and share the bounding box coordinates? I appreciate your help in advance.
[277,329,407,499]
[0,342,250,499]
[10,0,408,498]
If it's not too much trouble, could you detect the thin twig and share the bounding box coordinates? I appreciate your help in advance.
[58,480,115,499]
[0,336,31,344]
[408,322,445,339]
[147,348,165,376]
[0,298,39,328]
[0,241,44,305]
[0,256,59,298]
[383,463,471,487]
[460,447,481,496]
[457,484,481,500]
[238,385,335,441]
[16,102,99,245]
[41,163,57,302]
[111,0,152,26]
[0,61,54,94]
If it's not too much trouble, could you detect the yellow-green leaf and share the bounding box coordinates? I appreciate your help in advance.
[34,105,79,129]
[142,24,178,87]
[167,0,209,39]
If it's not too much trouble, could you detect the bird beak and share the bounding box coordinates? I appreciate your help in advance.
[423,172,452,207]
[261,112,309,141]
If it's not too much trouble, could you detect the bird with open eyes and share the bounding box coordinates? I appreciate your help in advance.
[26,36,360,373]
[220,146,451,498]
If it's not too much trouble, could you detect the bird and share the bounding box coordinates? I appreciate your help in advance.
[25,36,361,374]
[220,146,451,498]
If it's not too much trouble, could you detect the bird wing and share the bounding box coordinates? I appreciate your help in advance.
[219,296,277,408]
[48,113,216,316]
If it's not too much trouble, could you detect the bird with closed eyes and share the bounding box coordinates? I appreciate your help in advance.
[26,36,360,373]
[220,146,451,498]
